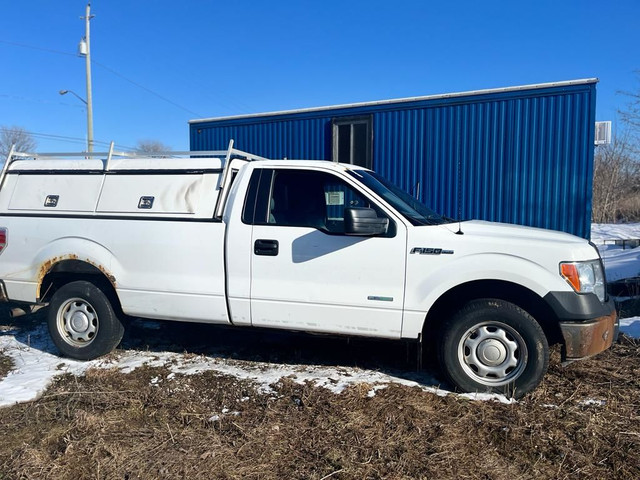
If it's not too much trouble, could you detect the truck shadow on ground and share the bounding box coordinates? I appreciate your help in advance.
[0,303,447,391]
[122,317,446,388]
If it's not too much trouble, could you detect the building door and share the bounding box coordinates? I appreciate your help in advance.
[332,116,372,168]
[245,167,406,338]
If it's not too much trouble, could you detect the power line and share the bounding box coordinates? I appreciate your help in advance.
[0,38,204,117]
[0,127,136,151]
[0,93,84,109]
[91,60,204,117]
[0,39,75,57]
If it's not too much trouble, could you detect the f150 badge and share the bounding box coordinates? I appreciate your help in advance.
[410,247,454,255]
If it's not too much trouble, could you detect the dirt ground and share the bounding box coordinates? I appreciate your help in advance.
[0,310,638,479]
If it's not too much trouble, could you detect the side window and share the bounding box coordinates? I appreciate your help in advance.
[268,170,329,229]
[255,169,393,236]
[241,169,262,224]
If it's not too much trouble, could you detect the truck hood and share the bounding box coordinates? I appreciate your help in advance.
[418,219,600,265]
[441,220,587,245]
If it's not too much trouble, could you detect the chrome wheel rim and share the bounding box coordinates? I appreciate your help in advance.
[457,321,527,386]
[57,297,99,347]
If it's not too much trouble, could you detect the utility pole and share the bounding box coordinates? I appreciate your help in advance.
[80,3,94,153]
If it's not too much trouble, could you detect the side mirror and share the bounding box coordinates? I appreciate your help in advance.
[344,207,389,236]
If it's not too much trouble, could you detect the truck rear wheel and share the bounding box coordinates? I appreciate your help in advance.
[47,280,124,360]
[437,299,549,399]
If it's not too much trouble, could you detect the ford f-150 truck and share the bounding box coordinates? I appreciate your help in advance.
[0,142,618,397]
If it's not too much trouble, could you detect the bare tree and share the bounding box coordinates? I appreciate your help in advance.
[619,71,640,134]
[135,139,172,157]
[0,126,36,158]
[592,73,640,223]
[592,133,639,223]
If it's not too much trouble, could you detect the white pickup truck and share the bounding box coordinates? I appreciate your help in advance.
[0,143,617,397]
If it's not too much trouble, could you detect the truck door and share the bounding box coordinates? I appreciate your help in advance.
[245,167,407,338]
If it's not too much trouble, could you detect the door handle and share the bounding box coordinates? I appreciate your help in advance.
[254,239,279,256]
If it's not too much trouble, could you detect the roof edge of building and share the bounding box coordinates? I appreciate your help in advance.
[189,78,599,124]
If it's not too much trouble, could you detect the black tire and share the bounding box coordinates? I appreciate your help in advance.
[47,280,124,360]
[437,299,549,399]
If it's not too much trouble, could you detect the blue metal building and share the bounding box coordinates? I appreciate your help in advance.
[190,79,597,238]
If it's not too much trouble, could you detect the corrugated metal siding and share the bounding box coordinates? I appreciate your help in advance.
[191,118,330,160]
[190,82,596,238]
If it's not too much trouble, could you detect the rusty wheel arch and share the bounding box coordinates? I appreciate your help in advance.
[38,258,118,305]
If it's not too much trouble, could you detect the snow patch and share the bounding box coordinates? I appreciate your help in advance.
[620,317,640,338]
[592,223,640,281]
[0,324,97,407]
[367,385,388,398]
[591,223,640,243]
[600,247,640,282]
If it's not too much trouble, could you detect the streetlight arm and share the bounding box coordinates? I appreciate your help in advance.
[59,89,87,105]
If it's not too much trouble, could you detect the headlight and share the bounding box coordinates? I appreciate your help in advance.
[560,260,606,302]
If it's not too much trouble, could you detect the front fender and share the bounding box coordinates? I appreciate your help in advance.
[402,252,572,338]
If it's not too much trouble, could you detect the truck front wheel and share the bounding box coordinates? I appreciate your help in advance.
[437,299,549,398]
[47,280,124,360]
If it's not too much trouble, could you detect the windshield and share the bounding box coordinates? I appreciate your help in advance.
[348,170,452,226]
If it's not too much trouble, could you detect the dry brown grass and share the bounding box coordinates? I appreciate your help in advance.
[0,352,12,381]
[0,336,638,479]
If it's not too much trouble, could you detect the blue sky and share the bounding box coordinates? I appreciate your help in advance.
[1,0,638,153]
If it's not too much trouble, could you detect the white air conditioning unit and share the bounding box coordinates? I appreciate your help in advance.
[595,121,611,146]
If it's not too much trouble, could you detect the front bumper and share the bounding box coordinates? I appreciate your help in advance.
[559,308,618,360]
[544,291,618,361]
